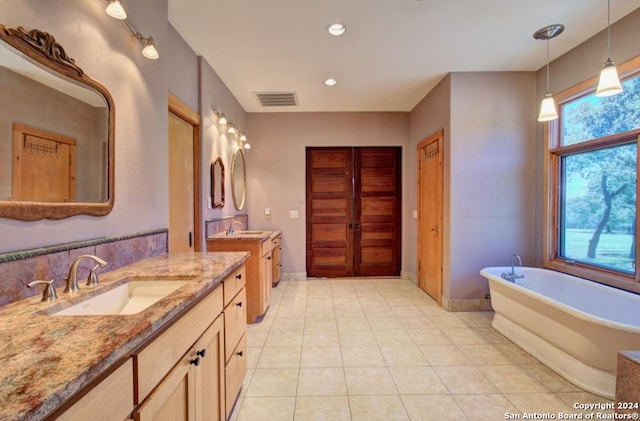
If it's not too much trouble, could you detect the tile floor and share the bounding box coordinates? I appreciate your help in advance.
[231,277,613,421]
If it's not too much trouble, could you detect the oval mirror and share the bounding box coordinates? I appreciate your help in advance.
[231,148,246,210]
[0,25,114,220]
[210,157,224,208]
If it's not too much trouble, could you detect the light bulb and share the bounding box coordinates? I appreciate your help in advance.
[141,37,159,60]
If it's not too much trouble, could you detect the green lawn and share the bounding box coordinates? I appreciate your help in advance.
[564,229,634,272]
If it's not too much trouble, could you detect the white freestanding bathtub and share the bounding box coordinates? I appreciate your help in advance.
[480,266,640,398]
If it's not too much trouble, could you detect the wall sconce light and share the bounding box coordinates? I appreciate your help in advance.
[534,24,564,122]
[243,143,251,150]
[596,0,623,97]
[104,0,159,60]
[239,133,247,142]
[228,124,237,135]
[105,0,127,19]
[214,111,227,125]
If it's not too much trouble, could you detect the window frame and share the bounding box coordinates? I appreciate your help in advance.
[543,56,640,295]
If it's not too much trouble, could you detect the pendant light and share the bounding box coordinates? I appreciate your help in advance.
[534,24,564,122]
[596,0,623,97]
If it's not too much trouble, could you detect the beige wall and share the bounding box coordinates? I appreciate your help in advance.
[199,57,247,245]
[408,72,536,302]
[0,0,170,253]
[246,112,409,275]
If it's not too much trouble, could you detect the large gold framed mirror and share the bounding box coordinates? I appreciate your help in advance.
[210,157,225,208]
[0,25,115,220]
[231,148,246,210]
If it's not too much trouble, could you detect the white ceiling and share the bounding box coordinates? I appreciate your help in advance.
[168,0,640,113]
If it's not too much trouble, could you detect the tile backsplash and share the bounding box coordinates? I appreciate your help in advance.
[205,214,248,238]
[0,229,168,307]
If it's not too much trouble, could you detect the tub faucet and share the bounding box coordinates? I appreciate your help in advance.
[501,254,525,282]
[64,255,108,293]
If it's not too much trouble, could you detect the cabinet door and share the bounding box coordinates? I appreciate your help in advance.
[224,287,247,362]
[59,359,133,421]
[134,351,196,421]
[271,235,282,286]
[261,252,272,311]
[194,314,226,421]
[225,333,247,418]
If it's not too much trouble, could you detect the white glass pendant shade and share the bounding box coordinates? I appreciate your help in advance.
[106,0,127,19]
[538,94,558,122]
[596,60,623,97]
[141,37,159,60]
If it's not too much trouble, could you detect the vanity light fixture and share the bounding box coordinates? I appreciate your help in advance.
[326,23,347,36]
[214,111,227,125]
[105,0,127,19]
[104,0,159,60]
[596,0,623,97]
[324,78,337,86]
[239,133,247,142]
[243,143,251,150]
[228,124,237,135]
[534,24,564,122]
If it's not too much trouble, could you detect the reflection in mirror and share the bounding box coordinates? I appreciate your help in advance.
[231,148,246,211]
[0,25,114,220]
[210,157,224,208]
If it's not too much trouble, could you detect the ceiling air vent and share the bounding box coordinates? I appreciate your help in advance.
[254,91,298,107]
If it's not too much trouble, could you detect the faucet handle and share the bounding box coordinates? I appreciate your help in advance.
[86,268,99,287]
[27,279,59,302]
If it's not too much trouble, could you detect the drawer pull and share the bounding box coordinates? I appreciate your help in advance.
[196,349,207,358]
[235,301,243,307]
[189,357,200,366]
[236,350,244,357]
[236,273,243,280]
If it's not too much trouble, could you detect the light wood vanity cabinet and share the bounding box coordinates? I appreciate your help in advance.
[129,266,247,421]
[271,234,282,286]
[57,359,133,421]
[222,266,247,416]
[208,235,279,323]
[133,284,225,421]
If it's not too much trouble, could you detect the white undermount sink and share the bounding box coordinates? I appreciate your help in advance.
[52,280,188,316]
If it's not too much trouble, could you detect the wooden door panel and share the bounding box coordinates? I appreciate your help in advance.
[311,199,348,216]
[306,148,353,277]
[417,131,443,303]
[307,147,401,278]
[312,175,348,192]
[355,147,401,276]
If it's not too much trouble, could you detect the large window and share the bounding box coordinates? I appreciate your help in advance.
[546,63,640,293]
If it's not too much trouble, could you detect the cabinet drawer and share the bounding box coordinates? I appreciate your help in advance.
[223,266,246,307]
[271,235,281,249]
[225,333,247,418]
[224,287,247,362]
[134,285,223,403]
[58,359,133,421]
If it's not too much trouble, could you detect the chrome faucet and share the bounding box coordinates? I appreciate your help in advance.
[226,221,244,236]
[501,254,525,282]
[64,255,108,293]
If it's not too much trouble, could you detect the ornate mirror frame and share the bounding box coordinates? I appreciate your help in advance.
[210,157,225,208]
[231,148,246,211]
[0,25,115,220]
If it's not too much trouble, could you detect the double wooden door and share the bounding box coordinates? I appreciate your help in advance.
[306,147,401,278]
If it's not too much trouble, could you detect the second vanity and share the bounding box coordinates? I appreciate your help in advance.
[207,230,282,323]
[0,251,249,421]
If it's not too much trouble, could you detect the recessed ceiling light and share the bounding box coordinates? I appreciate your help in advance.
[326,23,346,36]
[324,78,337,86]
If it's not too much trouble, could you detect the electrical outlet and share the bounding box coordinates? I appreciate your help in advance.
[290,210,299,219]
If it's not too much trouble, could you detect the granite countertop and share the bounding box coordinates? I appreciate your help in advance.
[207,230,281,242]
[0,251,249,421]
